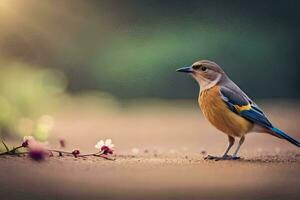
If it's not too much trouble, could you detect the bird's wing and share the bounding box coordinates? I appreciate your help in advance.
[219,86,273,128]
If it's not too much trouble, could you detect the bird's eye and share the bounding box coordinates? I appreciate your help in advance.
[192,65,201,70]
[200,66,207,71]
[193,65,208,72]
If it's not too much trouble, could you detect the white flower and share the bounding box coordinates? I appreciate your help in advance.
[23,136,34,142]
[95,139,114,155]
[22,136,35,147]
[95,139,114,149]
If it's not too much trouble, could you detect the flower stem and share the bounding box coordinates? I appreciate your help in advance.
[50,149,74,155]
[49,149,114,160]
[94,154,116,161]
[0,141,115,161]
[0,144,24,156]
[78,153,97,157]
[78,151,104,157]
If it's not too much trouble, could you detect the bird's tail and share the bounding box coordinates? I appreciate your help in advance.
[270,127,300,147]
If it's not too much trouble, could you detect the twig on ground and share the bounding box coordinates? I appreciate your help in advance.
[0,137,116,161]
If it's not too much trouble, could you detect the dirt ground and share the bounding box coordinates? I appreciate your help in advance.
[1,101,300,200]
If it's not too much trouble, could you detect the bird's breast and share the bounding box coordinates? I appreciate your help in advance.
[199,86,253,137]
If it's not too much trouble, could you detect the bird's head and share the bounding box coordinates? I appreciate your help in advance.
[176,60,225,91]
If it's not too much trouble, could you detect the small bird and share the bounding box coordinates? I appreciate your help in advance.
[177,60,299,160]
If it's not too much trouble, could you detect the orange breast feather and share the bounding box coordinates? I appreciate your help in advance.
[199,86,253,137]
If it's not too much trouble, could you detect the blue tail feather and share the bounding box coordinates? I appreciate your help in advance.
[270,127,300,147]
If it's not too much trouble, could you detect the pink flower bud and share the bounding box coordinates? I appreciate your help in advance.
[59,139,66,148]
[101,145,113,155]
[22,136,35,147]
[72,150,80,158]
[27,141,49,161]
[22,141,29,148]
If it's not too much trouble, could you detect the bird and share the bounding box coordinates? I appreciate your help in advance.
[176,60,300,160]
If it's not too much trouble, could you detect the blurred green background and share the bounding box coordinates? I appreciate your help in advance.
[0,0,299,139]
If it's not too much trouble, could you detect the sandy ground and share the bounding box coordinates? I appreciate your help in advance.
[1,101,300,200]
[1,153,300,200]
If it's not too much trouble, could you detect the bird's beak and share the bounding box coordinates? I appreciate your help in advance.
[176,66,193,73]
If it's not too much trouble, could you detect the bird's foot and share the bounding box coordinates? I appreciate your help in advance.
[204,155,240,161]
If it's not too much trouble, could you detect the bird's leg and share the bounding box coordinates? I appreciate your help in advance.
[232,136,245,159]
[222,136,235,158]
[205,136,235,160]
